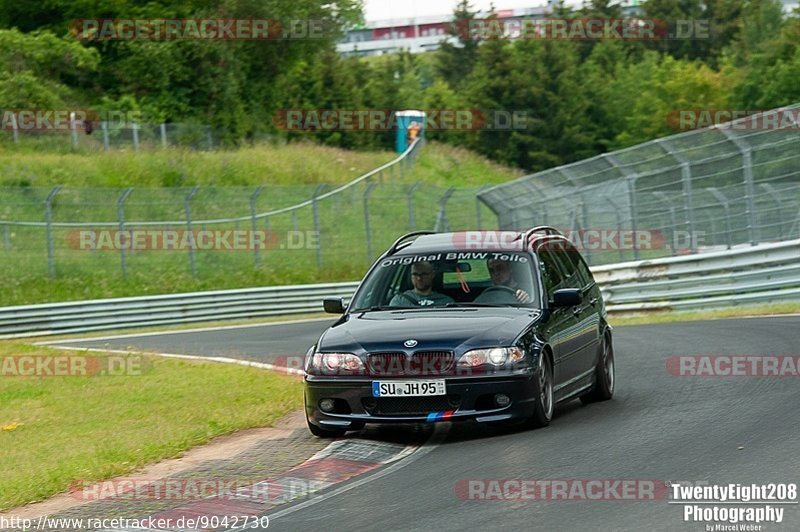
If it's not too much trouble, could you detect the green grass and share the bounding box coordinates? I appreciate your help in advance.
[609,302,800,327]
[0,341,303,511]
[0,141,523,306]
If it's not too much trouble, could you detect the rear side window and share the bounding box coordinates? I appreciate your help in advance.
[565,248,594,287]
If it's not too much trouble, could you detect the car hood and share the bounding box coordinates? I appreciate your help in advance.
[318,307,542,355]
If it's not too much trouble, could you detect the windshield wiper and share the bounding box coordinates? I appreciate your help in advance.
[444,302,510,308]
[353,306,411,312]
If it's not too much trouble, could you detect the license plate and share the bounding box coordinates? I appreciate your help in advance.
[372,380,446,397]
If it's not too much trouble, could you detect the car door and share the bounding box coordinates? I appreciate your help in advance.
[534,244,580,386]
[554,244,601,378]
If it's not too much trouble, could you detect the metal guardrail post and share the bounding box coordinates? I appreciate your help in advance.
[184,186,199,276]
[117,188,134,277]
[721,129,759,245]
[44,186,62,278]
[160,123,168,148]
[434,188,456,232]
[250,186,265,268]
[363,181,378,263]
[681,163,697,253]
[311,184,327,269]
[407,182,421,231]
[132,122,140,152]
[707,187,733,250]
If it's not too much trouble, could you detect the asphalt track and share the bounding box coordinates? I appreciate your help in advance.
[51,316,800,531]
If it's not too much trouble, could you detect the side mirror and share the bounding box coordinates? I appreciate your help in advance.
[323,298,346,314]
[551,288,581,308]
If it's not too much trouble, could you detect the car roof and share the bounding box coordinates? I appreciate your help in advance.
[393,231,526,255]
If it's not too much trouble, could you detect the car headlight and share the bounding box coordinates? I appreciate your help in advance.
[457,347,525,367]
[309,352,365,374]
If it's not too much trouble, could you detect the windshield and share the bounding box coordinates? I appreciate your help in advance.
[350,251,539,311]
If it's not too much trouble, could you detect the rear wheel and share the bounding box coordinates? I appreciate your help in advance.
[525,353,554,428]
[580,332,615,404]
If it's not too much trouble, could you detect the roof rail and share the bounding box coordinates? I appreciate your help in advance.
[523,226,563,249]
[387,231,437,255]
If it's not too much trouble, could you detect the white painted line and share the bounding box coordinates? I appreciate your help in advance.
[35,316,333,345]
[40,345,305,376]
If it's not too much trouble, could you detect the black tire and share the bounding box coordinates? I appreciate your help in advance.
[525,352,554,428]
[307,418,345,438]
[580,332,615,404]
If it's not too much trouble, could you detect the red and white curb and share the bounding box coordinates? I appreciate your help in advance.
[116,427,446,531]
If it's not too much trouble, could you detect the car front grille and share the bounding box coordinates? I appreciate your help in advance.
[366,351,455,376]
[363,395,460,416]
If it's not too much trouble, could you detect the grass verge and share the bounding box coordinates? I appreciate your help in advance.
[608,302,800,327]
[0,341,303,511]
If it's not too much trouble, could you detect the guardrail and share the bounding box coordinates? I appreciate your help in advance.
[1,239,797,338]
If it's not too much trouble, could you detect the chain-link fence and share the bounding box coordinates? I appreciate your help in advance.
[479,104,800,266]
[0,121,277,151]
[0,140,499,294]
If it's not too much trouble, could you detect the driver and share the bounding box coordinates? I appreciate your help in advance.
[474,258,531,304]
[390,261,454,307]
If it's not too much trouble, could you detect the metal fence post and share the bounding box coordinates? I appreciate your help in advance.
[11,112,19,144]
[707,188,733,249]
[721,130,759,245]
[160,123,168,149]
[406,182,421,231]
[652,191,677,256]
[132,122,140,152]
[184,186,199,276]
[102,121,109,151]
[250,186,265,267]
[70,112,79,149]
[434,188,455,232]
[363,182,377,263]
[475,185,489,229]
[681,163,697,253]
[604,195,626,263]
[117,188,134,277]
[44,186,62,278]
[759,183,787,239]
[311,184,327,269]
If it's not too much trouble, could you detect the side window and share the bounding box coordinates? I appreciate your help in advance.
[565,249,593,287]
[551,248,581,289]
[537,249,564,296]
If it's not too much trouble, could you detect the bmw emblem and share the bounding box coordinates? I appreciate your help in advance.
[404,339,418,348]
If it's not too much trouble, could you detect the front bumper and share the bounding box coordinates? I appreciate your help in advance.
[305,370,538,430]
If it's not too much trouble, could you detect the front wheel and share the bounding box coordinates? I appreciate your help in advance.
[525,353,554,428]
[580,332,615,404]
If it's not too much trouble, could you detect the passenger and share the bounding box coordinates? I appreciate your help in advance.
[475,258,531,304]
[390,261,454,307]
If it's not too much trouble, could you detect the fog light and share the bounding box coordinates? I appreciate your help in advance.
[494,394,511,407]
[319,398,335,412]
